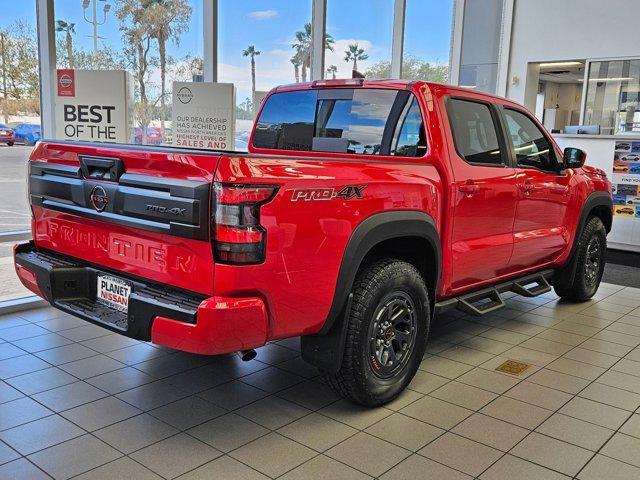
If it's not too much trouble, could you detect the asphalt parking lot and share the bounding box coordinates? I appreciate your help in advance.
[0,145,31,234]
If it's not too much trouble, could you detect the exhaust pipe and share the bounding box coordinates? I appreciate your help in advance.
[236,349,256,361]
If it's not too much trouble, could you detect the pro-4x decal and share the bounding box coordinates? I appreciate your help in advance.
[290,185,367,202]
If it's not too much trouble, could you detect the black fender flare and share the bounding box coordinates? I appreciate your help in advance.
[301,210,441,372]
[553,190,612,288]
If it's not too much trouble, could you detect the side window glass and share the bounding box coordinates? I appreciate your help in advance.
[503,108,557,171]
[447,98,504,165]
[391,98,426,157]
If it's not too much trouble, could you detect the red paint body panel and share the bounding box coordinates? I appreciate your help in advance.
[15,260,45,298]
[32,207,215,296]
[19,80,612,355]
[29,142,218,296]
[213,155,442,339]
[151,296,268,354]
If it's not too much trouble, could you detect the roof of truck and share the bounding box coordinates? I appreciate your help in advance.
[271,78,514,104]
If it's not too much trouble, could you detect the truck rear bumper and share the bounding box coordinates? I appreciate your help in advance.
[13,241,268,355]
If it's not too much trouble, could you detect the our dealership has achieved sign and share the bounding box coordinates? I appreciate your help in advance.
[172,82,235,150]
[55,69,133,143]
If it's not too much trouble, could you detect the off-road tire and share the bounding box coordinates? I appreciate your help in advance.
[7,142,14,147]
[554,216,607,301]
[324,258,430,406]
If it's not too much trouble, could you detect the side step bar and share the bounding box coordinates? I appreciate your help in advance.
[435,270,553,316]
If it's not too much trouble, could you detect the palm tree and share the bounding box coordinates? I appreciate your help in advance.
[55,20,76,68]
[243,45,261,103]
[326,65,337,79]
[344,43,368,72]
[146,0,191,138]
[292,22,334,81]
[290,55,301,83]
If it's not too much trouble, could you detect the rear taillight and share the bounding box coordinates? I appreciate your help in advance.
[212,183,278,265]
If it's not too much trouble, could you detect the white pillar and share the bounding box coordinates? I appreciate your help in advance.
[449,0,465,86]
[203,0,217,82]
[310,0,326,81]
[390,0,406,78]
[496,0,514,97]
[36,0,55,138]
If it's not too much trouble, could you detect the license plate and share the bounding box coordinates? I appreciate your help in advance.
[96,274,132,313]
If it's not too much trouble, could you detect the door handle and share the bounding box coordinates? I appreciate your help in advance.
[518,181,534,193]
[458,181,479,196]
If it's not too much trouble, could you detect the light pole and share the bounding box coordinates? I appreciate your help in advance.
[82,0,111,54]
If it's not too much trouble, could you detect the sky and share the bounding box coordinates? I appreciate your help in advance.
[0,0,453,105]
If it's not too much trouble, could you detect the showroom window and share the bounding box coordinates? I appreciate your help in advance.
[218,1,312,150]
[52,0,203,147]
[402,0,452,82]
[0,0,41,302]
[584,59,640,135]
[325,0,393,80]
[458,0,503,93]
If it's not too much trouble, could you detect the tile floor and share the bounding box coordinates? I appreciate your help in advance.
[0,282,640,479]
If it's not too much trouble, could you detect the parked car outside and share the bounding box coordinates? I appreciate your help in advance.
[134,127,163,145]
[13,123,42,146]
[0,123,15,146]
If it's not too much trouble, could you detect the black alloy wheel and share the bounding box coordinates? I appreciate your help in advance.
[368,292,417,379]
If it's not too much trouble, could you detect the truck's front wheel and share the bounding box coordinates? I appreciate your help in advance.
[554,216,607,301]
[325,258,430,407]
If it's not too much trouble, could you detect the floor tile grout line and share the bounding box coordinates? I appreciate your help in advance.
[571,363,640,478]
[479,295,640,478]
[445,286,637,478]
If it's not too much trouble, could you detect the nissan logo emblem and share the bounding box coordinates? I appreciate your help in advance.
[177,86,194,104]
[90,185,109,212]
[59,74,73,88]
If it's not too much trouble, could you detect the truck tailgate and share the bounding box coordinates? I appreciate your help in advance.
[28,142,219,296]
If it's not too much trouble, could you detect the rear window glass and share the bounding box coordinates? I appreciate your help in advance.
[253,88,402,155]
[252,90,317,151]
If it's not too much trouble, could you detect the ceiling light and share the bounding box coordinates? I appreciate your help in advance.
[581,77,634,82]
[539,61,583,68]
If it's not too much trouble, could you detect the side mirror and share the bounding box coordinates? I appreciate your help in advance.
[563,147,586,169]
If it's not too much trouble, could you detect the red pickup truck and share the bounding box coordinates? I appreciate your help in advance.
[15,79,612,406]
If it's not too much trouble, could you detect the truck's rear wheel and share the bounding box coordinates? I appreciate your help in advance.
[324,258,429,406]
[554,216,607,301]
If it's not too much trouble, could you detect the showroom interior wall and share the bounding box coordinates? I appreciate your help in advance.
[451,0,640,109]
[508,0,640,111]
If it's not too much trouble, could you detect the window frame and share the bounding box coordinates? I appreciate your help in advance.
[444,95,510,168]
[499,105,564,175]
[250,87,429,159]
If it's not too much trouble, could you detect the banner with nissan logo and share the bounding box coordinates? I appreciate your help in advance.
[55,69,133,144]
[172,82,235,150]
